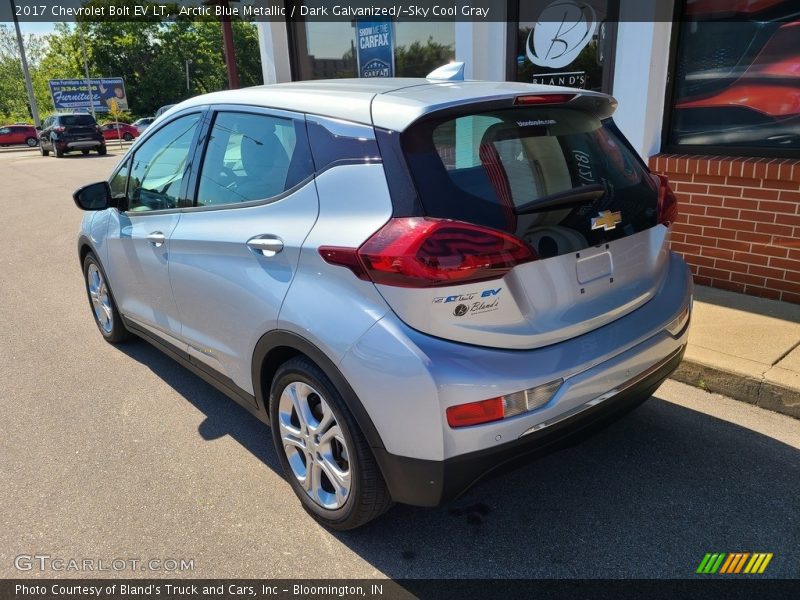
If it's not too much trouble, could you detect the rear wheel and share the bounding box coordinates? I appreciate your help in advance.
[55,143,64,158]
[81,149,90,155]
[97,146,107,155]
[82,253,131,344]
[39,143,48,157]
[269,357,392,530]
[123,132,133,141]
[25,137,37,147]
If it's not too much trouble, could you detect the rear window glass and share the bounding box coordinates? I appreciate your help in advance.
[402,108,658,255]
[60,115,96,127]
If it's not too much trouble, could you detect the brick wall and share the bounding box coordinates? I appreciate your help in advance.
[648,155,800,305]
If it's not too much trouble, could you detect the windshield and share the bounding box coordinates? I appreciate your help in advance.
[402,107,659,255]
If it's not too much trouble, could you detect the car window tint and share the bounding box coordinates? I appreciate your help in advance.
[128,114,200,212]
[109,160,130,199]
[196,111,313,207]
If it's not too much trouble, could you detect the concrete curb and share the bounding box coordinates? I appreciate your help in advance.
[671,360,800,419]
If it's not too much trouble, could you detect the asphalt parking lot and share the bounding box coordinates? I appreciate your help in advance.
[1,146,798,580]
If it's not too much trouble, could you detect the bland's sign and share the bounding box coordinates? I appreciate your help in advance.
[49,78,128,112]
[356,20,394,78]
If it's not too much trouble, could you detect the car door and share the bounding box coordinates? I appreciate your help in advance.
[168,107,317,396]
[103,111,204,345]
[9,127,24,144]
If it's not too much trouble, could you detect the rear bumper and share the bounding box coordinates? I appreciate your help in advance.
[373,343,685,507]
[343,252,693,506]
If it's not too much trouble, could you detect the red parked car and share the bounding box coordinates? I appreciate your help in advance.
[99,122,139,142]
[0,124,39,147]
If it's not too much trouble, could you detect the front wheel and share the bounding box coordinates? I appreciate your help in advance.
[269,357,392,530]
[26,137,37,147]
[83,253,131,343]
[97,146,107,155]
[39,143,48,156]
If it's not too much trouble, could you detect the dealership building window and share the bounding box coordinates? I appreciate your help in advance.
[511,0,616,93]
[289,20,454,80]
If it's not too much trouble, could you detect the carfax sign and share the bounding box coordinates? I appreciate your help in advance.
[355,20,394,78]
[49,78,128,112]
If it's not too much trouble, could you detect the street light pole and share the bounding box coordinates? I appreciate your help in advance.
[185,59,192,92]
[9,0,40,127]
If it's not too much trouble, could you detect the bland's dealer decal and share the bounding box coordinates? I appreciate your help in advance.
[434,288,502,317]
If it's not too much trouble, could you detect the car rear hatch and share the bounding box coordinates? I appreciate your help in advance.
[358,93,678,350]
[62,115,98,138]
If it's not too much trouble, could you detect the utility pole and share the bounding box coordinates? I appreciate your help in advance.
[79,25,96,119]
[185,59,192,92]
[10,0,40,127]
[203,0,240,89]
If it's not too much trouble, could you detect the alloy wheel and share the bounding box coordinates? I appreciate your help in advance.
[278,381,352,509]
[87,263,113,333]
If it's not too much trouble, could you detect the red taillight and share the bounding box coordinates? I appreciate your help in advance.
[54,126,65,133]
[514,94,575,105]
[319,217,536,288]
[654,173,678,226]
[446,398,504,428]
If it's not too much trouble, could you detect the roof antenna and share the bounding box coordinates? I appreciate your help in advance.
[426,61,465,81]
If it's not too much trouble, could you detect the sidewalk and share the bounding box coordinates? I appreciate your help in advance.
[673,285,800,418]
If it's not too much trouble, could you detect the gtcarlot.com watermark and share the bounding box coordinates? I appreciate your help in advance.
[14,554,194,573]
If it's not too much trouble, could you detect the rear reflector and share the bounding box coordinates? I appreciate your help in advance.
[514,94,575,105]
[320,217,536,288]
[446,378,564,428]
[446,398,504,428]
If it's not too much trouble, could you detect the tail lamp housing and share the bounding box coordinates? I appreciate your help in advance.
[446,378,564,428]
[319,217,537,288]
[654,173,678,226]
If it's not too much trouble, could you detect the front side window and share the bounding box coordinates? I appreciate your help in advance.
[109,160,130,199]
[195,111,313,207]
[127,113,201,212]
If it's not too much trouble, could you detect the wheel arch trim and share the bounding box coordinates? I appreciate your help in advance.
[252,330,386,451]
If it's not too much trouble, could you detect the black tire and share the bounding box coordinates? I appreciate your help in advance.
[82,252,131,344]
[55,144,64,158]
[97,146,107,155]
[123,132,133,141]
[25,137,37,147]
[81,149,90,155]
[269,356,392,530]
[40,144,49,157]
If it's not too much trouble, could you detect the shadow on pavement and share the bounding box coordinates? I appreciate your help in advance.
[118,339,800,579]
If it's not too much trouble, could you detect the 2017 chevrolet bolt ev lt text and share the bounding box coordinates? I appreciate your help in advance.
[74,75,692,530]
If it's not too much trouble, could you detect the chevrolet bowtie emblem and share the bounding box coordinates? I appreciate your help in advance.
[591,210,622,231]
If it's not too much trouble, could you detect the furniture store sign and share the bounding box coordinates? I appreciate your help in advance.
[49,78,128,112]
[356,20,394,78]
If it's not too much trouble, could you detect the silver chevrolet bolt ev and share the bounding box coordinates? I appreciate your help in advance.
[74,70,692,530]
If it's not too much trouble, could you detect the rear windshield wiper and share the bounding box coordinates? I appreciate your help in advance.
[514,184,605,215]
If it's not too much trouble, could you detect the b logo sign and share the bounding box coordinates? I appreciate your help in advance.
[526,0,597,69]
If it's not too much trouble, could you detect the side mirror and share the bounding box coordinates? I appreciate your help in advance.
[73,181,113,211]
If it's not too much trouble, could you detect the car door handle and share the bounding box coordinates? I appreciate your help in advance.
[146,231,166,247]
[246,235,284,257]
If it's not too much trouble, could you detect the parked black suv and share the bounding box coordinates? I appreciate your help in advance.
[39,114,106,158]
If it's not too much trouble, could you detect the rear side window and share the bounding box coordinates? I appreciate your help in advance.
[195,111,313,207]
[402,108,658,256]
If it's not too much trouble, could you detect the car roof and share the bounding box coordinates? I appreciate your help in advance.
[168,79,617,131]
